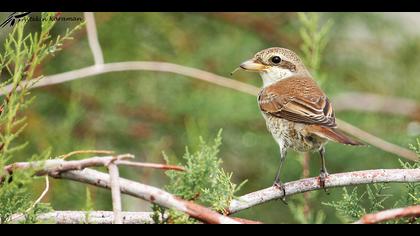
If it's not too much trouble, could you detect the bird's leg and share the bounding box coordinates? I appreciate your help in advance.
[273,147,287,203]
[318,146,329,193]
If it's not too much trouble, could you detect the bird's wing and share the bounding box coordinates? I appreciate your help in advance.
[258,75,336,128]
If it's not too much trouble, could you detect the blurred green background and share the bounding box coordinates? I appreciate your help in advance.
[1,12,419,223]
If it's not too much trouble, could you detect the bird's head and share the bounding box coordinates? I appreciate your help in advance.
[233,47,309,87]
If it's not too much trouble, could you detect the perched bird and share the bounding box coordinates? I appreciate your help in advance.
[233,47,363,198]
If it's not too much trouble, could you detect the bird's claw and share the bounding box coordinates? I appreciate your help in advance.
[319,170,330,194]
[273,181,288,204]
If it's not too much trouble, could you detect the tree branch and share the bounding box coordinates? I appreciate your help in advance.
[11,211,263,224]
[56,168,241,224]
[0,62,259,99]
[0,61,416,161]
[227,169,420,214]
[58,149,115,159]
[4,156,419,223]
[84,12,104,65]
[12,211,155,224]
[333,92,420,120]
[353,205,420,224]
[3,156,240,224]
[337,120,418,161]
[3,154,184,179]
[107,162,122,224]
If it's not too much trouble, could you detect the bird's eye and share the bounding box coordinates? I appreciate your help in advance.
[271,56,282,64]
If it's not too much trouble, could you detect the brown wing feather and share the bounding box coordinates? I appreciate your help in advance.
[258,75,337,128]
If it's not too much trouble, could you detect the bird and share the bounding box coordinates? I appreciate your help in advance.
[232,47,363,199]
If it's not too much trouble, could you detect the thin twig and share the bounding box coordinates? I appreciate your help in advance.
[58,149,115,160]
[0,62,258,97]
[333,92,420,120]
[0,61,415,160]
[108,162,122,224]
[10,176,50,222]
[337,119,418,161]
[115,160,185,171]
[2,155,184,181]
[353,205,420,224]
[230,217,263,224]
[227,169,420,214]
[84,12,104,65]
[30,176,50,211]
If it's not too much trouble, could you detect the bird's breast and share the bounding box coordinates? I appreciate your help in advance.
[262,113,326,152]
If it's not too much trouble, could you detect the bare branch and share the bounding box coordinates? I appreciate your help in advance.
[58,149,115,160]
[0,61,415,160]
[333,92,420,120]
[0,62,258,97]
[3,156,240,224]
[4,156,419,223]
[337,119,418,161]
[11,211,263,224]
[10,176,50,222]
[227,169,420,214]
[56,168,241,224]
[3,154,184,178]
[107,162,122,224]
[115,160,185,171]
[11,211,155,224]
[230,217,263,224]
[30,176,50,210]
[84,12,104,65]
[354,205,420,224]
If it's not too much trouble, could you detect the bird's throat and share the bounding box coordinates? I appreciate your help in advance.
[260,68,294,87]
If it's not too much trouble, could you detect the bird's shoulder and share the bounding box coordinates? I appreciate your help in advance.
[260,74,325,101]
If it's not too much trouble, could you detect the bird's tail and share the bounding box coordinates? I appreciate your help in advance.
[307,125,365,146]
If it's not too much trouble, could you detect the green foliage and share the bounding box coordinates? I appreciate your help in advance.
[288,193,326,224]
[323,184,391,222]
[396,156,419,207]
[323,187,367,221]
[0,172,34,223]
[409,138,420,157]
[20,202,52,224]
[297,12,333,85]
[83,187,94,224]
[0,166,52,224]
[0,12,83,224]
[152,130,246,224]
[324,154,419,224]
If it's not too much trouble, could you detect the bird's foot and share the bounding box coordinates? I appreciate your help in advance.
[319,170,330,194]
[273,181,287,204]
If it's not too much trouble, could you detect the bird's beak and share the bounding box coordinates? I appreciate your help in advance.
[240,59,267,72]
[231,59,266,76]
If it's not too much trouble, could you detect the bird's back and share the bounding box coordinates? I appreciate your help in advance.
[258,75,363,148]
[258,74,337,128]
